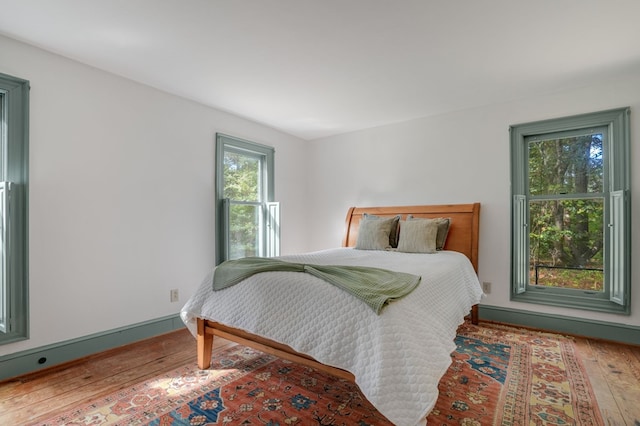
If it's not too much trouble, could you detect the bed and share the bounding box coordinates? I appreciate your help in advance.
[181,203,482,426]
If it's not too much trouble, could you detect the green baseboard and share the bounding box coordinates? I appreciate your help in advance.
[0,314,185,382]
[3,308,637,383]
[479,305,640,345]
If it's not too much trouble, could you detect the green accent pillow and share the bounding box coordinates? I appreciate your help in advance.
[397,219,438,253]
[355,216,395,250]
[363,213,401,247]
[407,216,451,250]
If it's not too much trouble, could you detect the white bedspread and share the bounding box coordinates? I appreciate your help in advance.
[180,248,483,426]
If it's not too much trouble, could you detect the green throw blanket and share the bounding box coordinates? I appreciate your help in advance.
[212,257,421,314]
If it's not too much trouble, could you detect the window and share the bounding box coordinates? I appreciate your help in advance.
[0,72,29,344]
[510,108,630,314]
[215,134,279,264]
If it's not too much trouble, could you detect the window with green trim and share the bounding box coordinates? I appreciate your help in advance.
[510,108,630,314]
[0,72,29,344]
[215,134,279,265]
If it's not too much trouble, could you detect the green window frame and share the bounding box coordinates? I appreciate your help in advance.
[510,107,630,314]
[0,72,29,344]
[215,134,279,265]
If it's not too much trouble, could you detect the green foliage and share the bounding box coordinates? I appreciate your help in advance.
[528,135,603,196]
[529,265,604,291]
[223,152,260,201]
[224,152,261,258]
[228,204,259,258]
[528,134,604,288]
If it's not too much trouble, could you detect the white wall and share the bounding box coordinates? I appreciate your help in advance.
[0,35,310,356]
[308,71,640,327]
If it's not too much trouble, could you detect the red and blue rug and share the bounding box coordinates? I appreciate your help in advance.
[42,321,603,425]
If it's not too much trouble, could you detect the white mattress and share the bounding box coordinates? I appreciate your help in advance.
[181,248,483,426]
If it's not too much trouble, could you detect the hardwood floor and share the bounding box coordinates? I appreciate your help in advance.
[1,324,639,425]
[574,337,640,425]
[0,329,234,425]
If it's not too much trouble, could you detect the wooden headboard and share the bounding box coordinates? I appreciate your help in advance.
[341,203,481,273]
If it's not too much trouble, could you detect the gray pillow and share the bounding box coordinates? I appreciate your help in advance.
[363,213,401,247]
[355,216,395,250]
[397,219,438,253]
[407,216,451,250]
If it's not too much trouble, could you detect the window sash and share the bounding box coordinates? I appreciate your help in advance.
[526,196,607,298]
[221,199,280,261]
[222,199,262,260]
[525,126,607,197]
[222,147,264,203]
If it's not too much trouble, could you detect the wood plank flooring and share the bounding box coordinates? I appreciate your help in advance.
[0,329,234,425]
[1,324,639,425]
[574,338,640,425]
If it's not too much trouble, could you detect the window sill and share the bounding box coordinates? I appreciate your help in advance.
[511,291,630,315]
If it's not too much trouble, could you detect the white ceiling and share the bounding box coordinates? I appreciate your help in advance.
[1,1,640,140]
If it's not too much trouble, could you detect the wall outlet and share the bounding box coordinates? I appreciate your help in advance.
[482,282,491,294]
[170,289,179,303]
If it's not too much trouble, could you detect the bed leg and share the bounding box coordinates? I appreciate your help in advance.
[471,304,479,325]
[197,318,213,369]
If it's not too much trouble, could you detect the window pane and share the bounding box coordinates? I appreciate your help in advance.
[223,152,261,202]
[529,198,604,291]
[528,133,603,196]
[228,203,260,260]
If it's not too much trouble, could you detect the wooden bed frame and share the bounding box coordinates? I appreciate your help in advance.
[196,203,481,381]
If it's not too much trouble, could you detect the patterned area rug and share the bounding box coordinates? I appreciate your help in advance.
[430,322,604,425]
[41,322,603,425]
